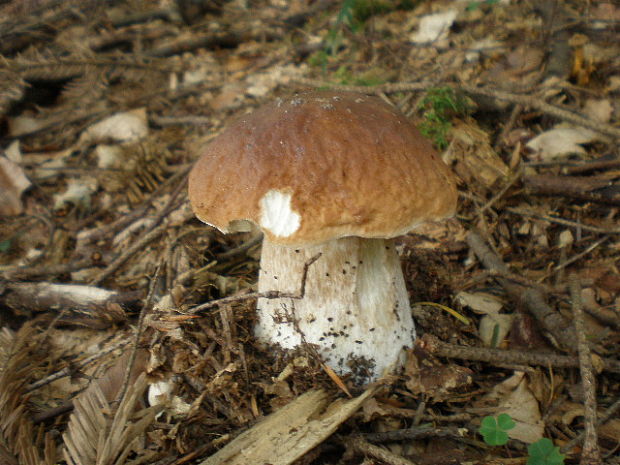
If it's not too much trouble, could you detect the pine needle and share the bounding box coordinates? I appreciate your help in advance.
[63,373,161,465]
[0,325,56,465]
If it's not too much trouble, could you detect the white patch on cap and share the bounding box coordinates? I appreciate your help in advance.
[259,189,301,237]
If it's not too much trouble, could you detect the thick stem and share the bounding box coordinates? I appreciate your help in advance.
[256,236,414,382]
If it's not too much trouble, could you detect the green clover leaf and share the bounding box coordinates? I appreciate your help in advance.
[527,438,565,465]
[479,413,516,446]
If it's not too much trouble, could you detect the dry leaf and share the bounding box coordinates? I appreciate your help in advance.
[78,108,148,146]
[478,372,544,443]
[7,115,49,137]
[455,291,504,315]
[486,45,544,86]
[53,178,98,210]
[526,127,599,161]
[405,344,473,399]
[0,155,31,216]
[410,9,457,43]
[583,99,613,123]
[479,313,514,347]
[210,83,246,110]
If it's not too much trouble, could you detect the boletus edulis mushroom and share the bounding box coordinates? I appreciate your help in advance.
[188,91,457,383]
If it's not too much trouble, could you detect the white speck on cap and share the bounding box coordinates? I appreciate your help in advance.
[259,189,301,237]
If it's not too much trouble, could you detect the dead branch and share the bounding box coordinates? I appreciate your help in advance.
[362,426,467,443]
[524,174,620,206]
[419,334,620,374]
[0,257,93,280]
[569,275,601,465]
[562,158,620,176]
[460,85,620,140]
[560,397,620,454]
[89,221,173,286]
[0,282,133,327]
[350,437,418,465]
[26,339,130,392]
[505,207,620,234]
[116,263,162,406]
[466,230,576,350]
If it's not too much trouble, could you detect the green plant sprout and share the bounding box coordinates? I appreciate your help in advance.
[479,413,515,446]
[480,414,566,465]
[418,86,472,149]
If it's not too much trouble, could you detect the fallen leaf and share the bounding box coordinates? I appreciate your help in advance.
[7,115,49,137]
[405,344,473,399]
[477,372,544,443]
[410,9,458,43]
[210,83,246,111]
[54,177,98,210]
[455,291,504,314]
[0,153,31,216]
[479,313,514,347]
[78,108,148,146]
[583,99,613,123]
[526,127,599,161]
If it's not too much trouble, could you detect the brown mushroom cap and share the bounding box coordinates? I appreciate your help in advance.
[188,91,457,246]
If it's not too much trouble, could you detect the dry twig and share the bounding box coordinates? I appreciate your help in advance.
[466,230,576,349]
[561,397,620,454]
[90,221,171,286]
[569,275,601,465]
[506,207,620,234]
[26,339,130,392]
[419,334,620,374]
[187,253,321,314]
[350,437,418,465]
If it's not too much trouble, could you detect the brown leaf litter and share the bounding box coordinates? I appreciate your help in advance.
[0,0,619,464]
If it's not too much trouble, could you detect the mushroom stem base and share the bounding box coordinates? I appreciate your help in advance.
[256,236,414,382]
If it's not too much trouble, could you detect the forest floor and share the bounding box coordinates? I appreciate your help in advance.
[0,0,619,464]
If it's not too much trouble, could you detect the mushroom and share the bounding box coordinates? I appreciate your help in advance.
[188,91,457,382]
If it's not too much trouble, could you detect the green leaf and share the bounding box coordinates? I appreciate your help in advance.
[479,414,513,446]
[497,413,516,431]
[527,438,565,465]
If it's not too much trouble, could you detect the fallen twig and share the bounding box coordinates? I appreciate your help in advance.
[569,275,601,465]
[187,253,321,314]
[460,84,620,140]
[350,436,418,465]
[560,397,620,454]
[419,334,620,374]
[0,257,93,280]
[466,230,576,350]
[505,207,620,234]
[26,339,130,392]
[524,174,620,206]
[90,221,171,286]
[115,262,161,405]
[363,425,467,443]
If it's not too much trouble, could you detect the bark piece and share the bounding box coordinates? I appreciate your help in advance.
[200,387,376,465]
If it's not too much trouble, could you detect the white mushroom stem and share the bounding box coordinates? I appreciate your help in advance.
[256,236,415,382]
